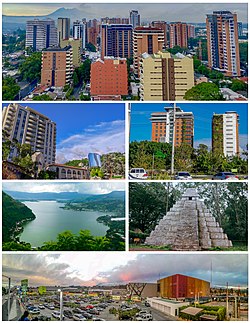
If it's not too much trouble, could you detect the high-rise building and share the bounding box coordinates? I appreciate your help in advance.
[169,22,188,48]
[157,274,210,298]
[151,21,167,47]
[237,22,243,37]
[73,20,87,49]
[101,17,129,24]
[2,103,56,165]
[139,51,194,101]
[41,46,73,87]
[187,24,195,38]
[86,19,100,46]
[90,57,128,96]
[129,10,140,28]
[206,11,240,76]
[58,17,70,41]
[133,27,164,75]
[150,106,194,147]
[88,153,102,168]
[26,19,58,51]
[101,24,133,59]
[60,38,81,67]
[212,111,239,156]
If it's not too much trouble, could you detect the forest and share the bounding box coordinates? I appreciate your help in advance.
[129,182,248,250]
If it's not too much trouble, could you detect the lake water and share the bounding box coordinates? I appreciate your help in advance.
[19,201,109,247]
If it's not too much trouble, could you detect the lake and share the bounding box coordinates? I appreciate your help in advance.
[19,201,109,247]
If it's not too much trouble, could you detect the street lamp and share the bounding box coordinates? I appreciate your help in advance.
[58,289,63,321]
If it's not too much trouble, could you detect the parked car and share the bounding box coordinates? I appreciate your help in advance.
[212,172,239,180]
[129,168,148,179]
[174,172,192,180]
[38,304,45,309]
[64,310,73,319]
[29,308,40,315]
[52,311,63,320]
[135,313,153,321]
[73,314,87,321]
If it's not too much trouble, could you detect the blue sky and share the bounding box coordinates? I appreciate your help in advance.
[130,103,248,151]
[2,103,125,163]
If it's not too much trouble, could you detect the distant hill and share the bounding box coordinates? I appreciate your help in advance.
[3,7,84,32]
[2,191,36,242]
[4,190,125,202]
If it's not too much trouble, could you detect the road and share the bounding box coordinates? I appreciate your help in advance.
[138,303,175,321]
[73,83,83,100]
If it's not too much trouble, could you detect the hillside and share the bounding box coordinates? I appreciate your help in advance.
[2,191,36,242]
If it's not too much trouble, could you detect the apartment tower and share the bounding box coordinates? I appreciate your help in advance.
[139,51,194,101]
[212,111,239,156]
[26,19,58,51]
[206,11,240,76]
[129,10,140,28]
[151,21,167,47]
[41,46,73,87]
[133,27,164,75]
[101,24,133,59]
[58,17,70,41]
[73,20,87,49]
[2,103,56,165]
[150,106,194,147]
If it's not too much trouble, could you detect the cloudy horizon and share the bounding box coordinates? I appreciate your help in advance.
[2,2,248,23]
[2,253,248,288]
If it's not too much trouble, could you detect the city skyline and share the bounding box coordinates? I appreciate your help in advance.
[130,103,248,151]
[2,3,248,23]
[2,253,248,288]
[2,103,125,164]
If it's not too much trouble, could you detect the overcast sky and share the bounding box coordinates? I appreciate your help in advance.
[2,182,125,194]
[2,253,248,288]
[2,2,248,23]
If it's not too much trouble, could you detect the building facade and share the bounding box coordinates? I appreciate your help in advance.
[139,51,194,101]
[58,17,70,41]
[60,38,81,67]
[133,27,164,75]
[151,21,167,47]
[86,19,100,46]
[150,106,194,147]
[157,274,210,299]
[73,20,87,49]
[212,111,239,156]
[26,19,58,51]
[129,10,140,28]
[169,22,188,48]
[90,58,128,96]
[101,24,133,59]
[206,11,240,76]
[41,46,73,87]
[2,103,56,165]
[46,164,89,179]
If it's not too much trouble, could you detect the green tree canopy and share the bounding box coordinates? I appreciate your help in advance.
[184,82,224,101]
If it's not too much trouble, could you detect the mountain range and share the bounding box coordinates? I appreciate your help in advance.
[3,190,125,202]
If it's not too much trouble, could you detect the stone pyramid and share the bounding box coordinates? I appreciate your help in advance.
[145,188,232,250]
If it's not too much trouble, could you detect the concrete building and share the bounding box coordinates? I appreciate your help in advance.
[73,20,87,49]
[150,106,194,147]
[2,103,56,165]
[169,22,188,48]
[101,24,133,59]
[206,11,240,76]
[157,274,210,299]
[58,17,70,41]
[101,17,129,24]
[127,283,158,299]
[212,111,239,156]
[87,19,100,46]
[151,21,167,47]
[60,38,81,67]
[26,19,58,51]
[129,10,140,28]
[46,164,89,179]
[133,27,164,76]
[139,51,194,101]
[41,46,73,87]
[90,57,128,96]
[147,298,189,317]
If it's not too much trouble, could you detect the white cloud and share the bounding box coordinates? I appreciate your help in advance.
[56,120,125,163]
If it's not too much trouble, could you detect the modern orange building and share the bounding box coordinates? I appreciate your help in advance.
[41,46,73,87]
[90,58,128,96]
[158,274,210,299]
[151,21,167,47]
[150,106,194,147]
[133,27,164,76]
[206,11,240,77]
[169,22,188,48]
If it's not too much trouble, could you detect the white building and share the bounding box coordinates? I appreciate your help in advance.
[26,19,58,51]
[73,20,87,49]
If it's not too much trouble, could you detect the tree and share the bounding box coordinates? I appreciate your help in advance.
[32,94,53,101]
[2,77,20,100]
[19,52,42,82]
[230,79,247,92]
[73,70,79,86]
[174,143,194,172]
[184,82,224,101]
[85,42,96,52]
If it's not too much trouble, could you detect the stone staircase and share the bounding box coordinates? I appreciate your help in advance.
[145,188,232,250]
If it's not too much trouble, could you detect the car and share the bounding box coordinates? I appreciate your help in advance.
[29,308,40,315]
[73,314,87,321]
[129,168,148,180]
[52,311,62,319]
[47,305,55,310]
[92,318,106,321]
[212,172,239,180]
[64,310,73,318]
[174,172,192,180]
[135,314,153,321]
[144,302,150,307]
[38,304,45,309]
